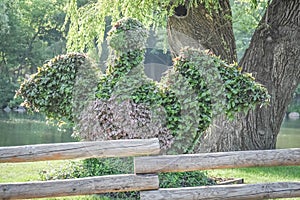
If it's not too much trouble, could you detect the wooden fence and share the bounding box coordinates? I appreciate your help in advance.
[0,138,300,199]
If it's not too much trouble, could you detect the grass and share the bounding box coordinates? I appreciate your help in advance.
[0,161,299,200]
[206,166,300,184]
[206,166,300,200]
[0,160,106,200]
[0,161,66,183]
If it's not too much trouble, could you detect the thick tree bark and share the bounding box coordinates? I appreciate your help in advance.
[167,0,300,152]
[167,0,237,63]
[197,0,300,152]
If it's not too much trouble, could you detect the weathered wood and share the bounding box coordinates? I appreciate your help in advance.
[0,138,160,163]
[0,174,159,199]
[140,182,300,200]
[135,148,300,173]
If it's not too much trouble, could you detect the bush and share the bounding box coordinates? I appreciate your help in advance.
[159,171,215,188]
[40,158,133,180]
[40,157,215,199]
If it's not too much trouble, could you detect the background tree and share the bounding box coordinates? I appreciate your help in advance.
[231,0,268,60]
[65,0,299,151]
[197,0,300,152]
[0,0,67,108]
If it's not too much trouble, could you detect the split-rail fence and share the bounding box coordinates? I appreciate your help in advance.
[0,138,299,199]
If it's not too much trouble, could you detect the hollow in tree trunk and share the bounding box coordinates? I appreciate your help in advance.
[167,0,237,63]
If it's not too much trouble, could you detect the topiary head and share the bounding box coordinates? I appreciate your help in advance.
[16,53,100,124]
[107,17,148,52]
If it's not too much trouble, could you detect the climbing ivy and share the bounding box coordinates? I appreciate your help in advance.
[17,17,269,153]
[170,47,270,119]
[161,47,269,153]
[17,53,100,124]
[78,18,177,150]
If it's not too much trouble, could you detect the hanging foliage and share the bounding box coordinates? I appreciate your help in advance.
[65,0,260,53]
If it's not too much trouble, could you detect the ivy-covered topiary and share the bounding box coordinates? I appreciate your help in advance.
[17,17,269,153]
[169,47,270,118]
[161,47,270,153]
[17,53,100,124]
[76,18,176,150]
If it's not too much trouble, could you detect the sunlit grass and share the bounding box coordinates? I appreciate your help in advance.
[0,160,106,200]
[206,166,300,183]
[0,160,68,183]
[206,166,300,200]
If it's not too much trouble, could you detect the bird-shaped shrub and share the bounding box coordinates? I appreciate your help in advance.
[17,17,269,153]
[75,18,176,150]
[162,47,269,153]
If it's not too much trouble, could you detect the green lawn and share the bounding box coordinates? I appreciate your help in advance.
[206,166,300,200]
[0,161,66,183]
[206,166,300,184]
[0,161,299,200]
[0,160,107,200]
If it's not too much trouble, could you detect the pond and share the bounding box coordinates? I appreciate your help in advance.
[0,111,76,146]
[0,111,299,148]
[276,118,300,149]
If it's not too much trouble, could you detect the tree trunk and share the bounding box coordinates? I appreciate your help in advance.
[197,0,300,152]
[167,0,237,63]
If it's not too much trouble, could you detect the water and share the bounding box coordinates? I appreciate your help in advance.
[277,118,300,149]
[0,111,299,148]
[0,111,76,146]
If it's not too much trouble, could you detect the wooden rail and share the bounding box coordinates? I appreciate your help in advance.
[134,148,300,173]
[0,138,160,163]
[0,174,158,199]
[140,182,300,200]
[0,139,299,200]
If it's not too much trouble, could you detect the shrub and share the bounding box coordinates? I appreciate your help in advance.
[40,157,215,199]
